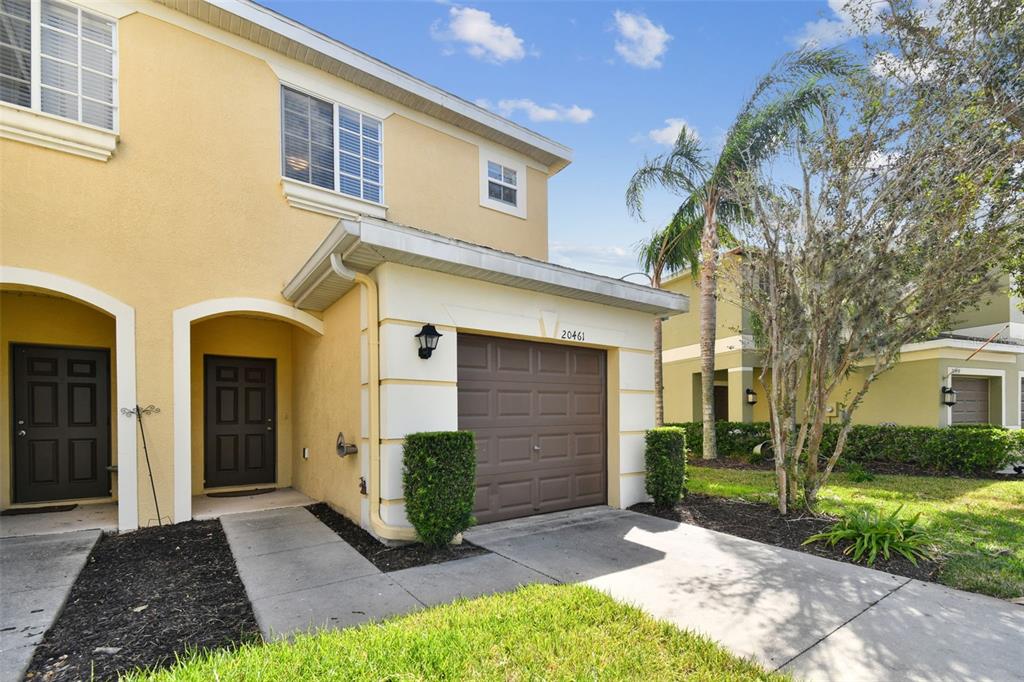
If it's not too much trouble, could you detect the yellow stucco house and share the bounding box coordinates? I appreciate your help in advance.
[662,268,1024,430]
[0,0,688,536]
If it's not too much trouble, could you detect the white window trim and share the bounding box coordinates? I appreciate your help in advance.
[281,177,386,219]
[0,0,119,160]
[279,82,385,211]
[479,148,527,219]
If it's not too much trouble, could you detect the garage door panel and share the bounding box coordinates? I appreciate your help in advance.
[459,334,607,524]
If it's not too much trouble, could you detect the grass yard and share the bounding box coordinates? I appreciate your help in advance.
[688,465,1024,599]
[126,584,786,681]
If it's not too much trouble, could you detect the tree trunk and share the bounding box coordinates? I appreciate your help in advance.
[700,207,720,459]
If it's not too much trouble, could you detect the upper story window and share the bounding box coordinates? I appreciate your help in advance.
[487,161,517,206]
[281,85,383,205]
[0,0,118,130]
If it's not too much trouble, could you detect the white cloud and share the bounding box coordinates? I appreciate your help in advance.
[432,6,526,63]
[479,98,594,124]
[550,242,637,276]
[792,0,880,48]
[612,11,671,69]
[870,52,936,84]
[645,118,699,146]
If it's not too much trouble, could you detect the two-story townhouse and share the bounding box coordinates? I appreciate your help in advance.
[661,263,1023,431]
[0,0,687,536]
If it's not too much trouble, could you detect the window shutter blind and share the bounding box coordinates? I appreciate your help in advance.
[0,0,32,107]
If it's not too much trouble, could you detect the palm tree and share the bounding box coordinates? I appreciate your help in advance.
[627,49,850,460]
[635,204,703,426]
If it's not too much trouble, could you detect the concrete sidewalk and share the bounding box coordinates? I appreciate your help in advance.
[465,507,1024,682]
[220,507,551,640]
[0,529,101,682]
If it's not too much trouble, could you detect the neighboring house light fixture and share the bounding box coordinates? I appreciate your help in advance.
[486,161,517,206]
[415,324,442,359]
[0,0,119,130]
[941,386,958,407]
[745,388,758,406]
[281,86,383,204]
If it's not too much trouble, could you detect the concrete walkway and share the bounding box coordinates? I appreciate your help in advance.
[465,507,1024,682]
[220,507,551,640]
[0,530,101,682]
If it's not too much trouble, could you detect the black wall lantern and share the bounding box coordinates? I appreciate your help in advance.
[415,323,442,359]
[941,386,958,407]
[745,388,758,406]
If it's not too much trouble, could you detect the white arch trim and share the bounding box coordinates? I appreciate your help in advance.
[172,298,324,522]
[0,267,138,530]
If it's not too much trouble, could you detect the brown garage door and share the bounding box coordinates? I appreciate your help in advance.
[952,376,989,424]
[457,334,607,524]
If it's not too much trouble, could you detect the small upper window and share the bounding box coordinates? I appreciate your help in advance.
[0,0,118,130]
[281,85,383,205]
[486,160,517,206]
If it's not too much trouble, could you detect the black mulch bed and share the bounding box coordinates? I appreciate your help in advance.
[630,493,939,583]
[693,455,1022,480]
[26,521,259,682]
[307,503,488,572]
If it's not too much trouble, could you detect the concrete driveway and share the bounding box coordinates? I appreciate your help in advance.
[465,507,1024,682]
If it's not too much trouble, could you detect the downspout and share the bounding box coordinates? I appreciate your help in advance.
[353,270,418,542]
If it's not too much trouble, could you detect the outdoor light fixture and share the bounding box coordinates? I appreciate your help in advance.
[745,388,758,405]
[415,323,442,359]
[941,386,958,407]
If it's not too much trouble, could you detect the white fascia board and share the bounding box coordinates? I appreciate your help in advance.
[204,0,572,169]
[901,338,1024,355]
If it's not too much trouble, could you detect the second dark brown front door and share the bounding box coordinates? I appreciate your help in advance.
[204,355,276,488]
[714,385,729,421]
[11,344,111,503]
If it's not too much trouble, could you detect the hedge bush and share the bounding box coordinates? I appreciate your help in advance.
[644,427,687,508]
[668,421,1023,475]
[402,431,477,547]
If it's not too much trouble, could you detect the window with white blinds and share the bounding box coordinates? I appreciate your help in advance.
[281,85,383,205]
[0,0,117,130]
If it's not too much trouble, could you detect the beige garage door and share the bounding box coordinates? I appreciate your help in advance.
[457,334,607,524]
[952,377,990,424]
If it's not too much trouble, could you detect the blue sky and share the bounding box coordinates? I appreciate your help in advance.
[262,0,853,277]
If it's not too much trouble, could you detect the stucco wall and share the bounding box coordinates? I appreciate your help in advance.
[0,291,118,508]
[290,288,364,523]
[189,316,295,494]
[662,272,746,351]
[0,3,557,523]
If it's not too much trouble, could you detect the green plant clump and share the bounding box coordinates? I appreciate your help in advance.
[842,461,875,482]
[803,506,935,567]
[644,427,688,508]
[402,431,477,547]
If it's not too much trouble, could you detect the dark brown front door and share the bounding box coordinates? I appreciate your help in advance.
[204,355,276,488]
[11,344,111,503]
[714,385,729,421]
[458,334,607,524]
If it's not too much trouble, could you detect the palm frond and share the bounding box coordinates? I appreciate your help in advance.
[626,125,709,220]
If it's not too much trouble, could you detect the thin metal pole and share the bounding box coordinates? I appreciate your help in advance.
[135,405,163,526]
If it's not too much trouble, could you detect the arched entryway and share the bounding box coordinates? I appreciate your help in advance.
[0,267,138,531]
[172,298,323,522]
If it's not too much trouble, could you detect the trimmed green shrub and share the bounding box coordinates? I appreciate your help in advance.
[402,431,477,547]
[669,420,1021,475]
[644,427,687,508]
[803,506,935,567]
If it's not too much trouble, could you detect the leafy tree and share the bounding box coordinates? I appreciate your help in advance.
[626,49,852,459]
[732,14,1021,512]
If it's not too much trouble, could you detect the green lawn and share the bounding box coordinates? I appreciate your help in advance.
[126,584,786,681]
[688,465,1024,599]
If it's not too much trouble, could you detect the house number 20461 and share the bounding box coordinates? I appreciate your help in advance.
[560,329,585,342]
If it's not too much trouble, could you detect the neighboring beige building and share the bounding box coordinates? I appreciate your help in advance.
[0,0,687,536]
[662,270,1024,430]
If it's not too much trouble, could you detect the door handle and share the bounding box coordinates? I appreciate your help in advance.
[533,445,541,451]
[17,430,26,437]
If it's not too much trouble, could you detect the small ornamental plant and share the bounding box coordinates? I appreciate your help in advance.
[803,506,935,567]
[644,427,687,509]
[402,431,477,547]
